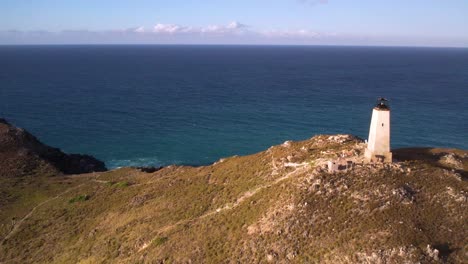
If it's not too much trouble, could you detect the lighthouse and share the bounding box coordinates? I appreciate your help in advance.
[364,98,392,163]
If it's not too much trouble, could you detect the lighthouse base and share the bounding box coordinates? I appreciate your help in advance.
[365,148,392,163]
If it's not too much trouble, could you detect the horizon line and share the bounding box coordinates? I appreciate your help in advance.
[1,43,467,49]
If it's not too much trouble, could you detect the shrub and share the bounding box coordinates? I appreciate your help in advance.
[107,181,130,188]
[114,181,130,188]
[152,237,168,247]
[69,194,90,204]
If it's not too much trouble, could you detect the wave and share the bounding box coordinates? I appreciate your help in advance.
[107,157,179,169]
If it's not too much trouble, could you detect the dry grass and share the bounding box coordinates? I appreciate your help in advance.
[0,135,466,263]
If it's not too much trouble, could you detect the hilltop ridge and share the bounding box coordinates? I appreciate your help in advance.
[0,122,467,263]
[0,118,107,177]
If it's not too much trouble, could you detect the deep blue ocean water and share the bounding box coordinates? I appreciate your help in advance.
[0,45,467,168]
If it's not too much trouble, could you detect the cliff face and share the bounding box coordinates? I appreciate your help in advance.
[0,131,466,263]
[0,118,107,177]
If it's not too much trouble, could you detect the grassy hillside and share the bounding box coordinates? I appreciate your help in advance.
[0,135,466,263]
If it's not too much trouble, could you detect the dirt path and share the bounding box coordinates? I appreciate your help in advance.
[1,183,85,244]
[138,163,310,252]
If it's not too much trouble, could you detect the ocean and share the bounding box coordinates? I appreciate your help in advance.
[0,45,467,168]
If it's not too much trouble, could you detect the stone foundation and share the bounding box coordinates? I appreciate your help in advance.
[365,148,392,163]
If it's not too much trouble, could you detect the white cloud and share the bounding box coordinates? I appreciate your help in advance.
[261,29,321,38]
[149,21,248,35]
[153,23,194,34]
[202,23,247,34]
[116,27,145,33]
[134,26,145,33]
[227,21,248,29]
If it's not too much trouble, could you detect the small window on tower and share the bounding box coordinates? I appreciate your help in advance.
[382,123,384,127]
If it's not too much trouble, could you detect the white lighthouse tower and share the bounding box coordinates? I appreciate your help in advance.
[364,98,392,163]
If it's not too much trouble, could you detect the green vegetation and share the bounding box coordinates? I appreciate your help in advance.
[113,181,130,188]
[68,194,90,203]
[152,236,168,246]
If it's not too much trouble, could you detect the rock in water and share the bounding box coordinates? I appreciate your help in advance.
[0,118,107,177]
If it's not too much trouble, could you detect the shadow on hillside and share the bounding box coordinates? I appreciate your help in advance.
[393,147,467,181]
[433,243,458,261]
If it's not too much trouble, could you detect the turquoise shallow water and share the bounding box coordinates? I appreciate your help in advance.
[0,45,467,168]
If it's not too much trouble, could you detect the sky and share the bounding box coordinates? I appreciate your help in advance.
[1,0,467,46]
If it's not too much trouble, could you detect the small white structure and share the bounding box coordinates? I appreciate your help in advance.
[327,158,354,173]
[364,98,392,163]
[327,161,340,173]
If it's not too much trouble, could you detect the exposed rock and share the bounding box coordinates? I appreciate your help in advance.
[446,187,467,203]
[440,153,463,169]
[426,244,440,261]
[266,254,275,262]
[392,186,415,204]
[130,195,152,207]
[354,246,419,264]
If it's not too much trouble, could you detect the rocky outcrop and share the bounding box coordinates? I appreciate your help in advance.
[0,118,107,177]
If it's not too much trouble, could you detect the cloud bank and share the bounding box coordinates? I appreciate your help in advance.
[148,21,248,34]
[0,21,333,45]
[1,21,467,47]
